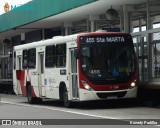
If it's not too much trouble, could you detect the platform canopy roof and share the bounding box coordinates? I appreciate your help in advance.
[0,0,150,39]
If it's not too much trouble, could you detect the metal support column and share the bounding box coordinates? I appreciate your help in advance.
[89,15,99,32]
[90,20,95,32]
[63,22,73,36]
[21,33,25,44]
[87,15,90,32]
[120,6,123,32]
[123,5,129,33]
[41,29,45,40]
[146,0,152,81]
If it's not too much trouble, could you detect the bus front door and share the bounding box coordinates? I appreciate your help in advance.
[69,49,79,100]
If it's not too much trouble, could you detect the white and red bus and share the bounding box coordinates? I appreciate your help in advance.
[13,32,137,107]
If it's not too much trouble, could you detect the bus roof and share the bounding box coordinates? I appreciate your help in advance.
[14,34,78,51]
[13,32,130,51]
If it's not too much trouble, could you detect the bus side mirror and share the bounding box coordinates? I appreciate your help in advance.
[74,48,79,59]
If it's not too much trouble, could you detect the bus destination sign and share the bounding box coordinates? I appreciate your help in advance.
[80,35,130,44]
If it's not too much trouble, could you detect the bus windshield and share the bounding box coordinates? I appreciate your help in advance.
[80,35,136,84]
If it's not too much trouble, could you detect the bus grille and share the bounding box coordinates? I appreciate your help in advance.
[96,91,127,99]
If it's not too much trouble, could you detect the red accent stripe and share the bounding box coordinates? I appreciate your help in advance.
[16,70,37,97]
[16,70,26,96]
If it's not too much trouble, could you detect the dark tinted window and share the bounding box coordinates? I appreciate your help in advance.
[14,52,16,70]
[28,49,36,69]
[56,44,66,67]
[45,45,56,67]
[22,50,28,69]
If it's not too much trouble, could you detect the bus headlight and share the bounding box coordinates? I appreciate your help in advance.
[130,82,136,87]
[81,80,93,91]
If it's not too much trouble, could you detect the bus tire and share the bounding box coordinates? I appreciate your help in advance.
[26,85,42,104]
[63,88,72,108]
[27,85,34,104]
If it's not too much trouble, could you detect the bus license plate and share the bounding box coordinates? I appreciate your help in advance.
[107,96,117,99]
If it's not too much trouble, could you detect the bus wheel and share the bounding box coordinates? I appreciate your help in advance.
[26,85,42,104]
[63,88,72,108]
[27,85,34,104]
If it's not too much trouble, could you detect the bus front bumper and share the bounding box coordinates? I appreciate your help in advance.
[78,87,137,101]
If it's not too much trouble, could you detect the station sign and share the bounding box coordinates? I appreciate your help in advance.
[3,2,34,13]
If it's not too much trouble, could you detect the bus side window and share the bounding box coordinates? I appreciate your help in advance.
[14,52,16,70]
[56,44,66,67]
[22,50,28,69]
[45,45,56,68]
[17,56,22,70]
[28,48,36,69]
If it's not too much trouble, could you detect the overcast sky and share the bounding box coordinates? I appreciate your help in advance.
[0,0,32,15]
